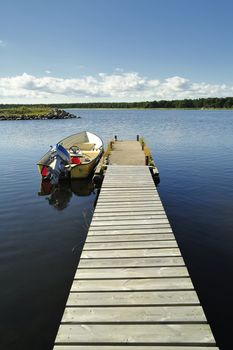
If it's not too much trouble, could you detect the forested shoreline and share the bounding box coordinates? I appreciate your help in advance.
[1,97,233,110]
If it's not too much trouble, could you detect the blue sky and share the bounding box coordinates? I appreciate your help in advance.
[1,0,233,103]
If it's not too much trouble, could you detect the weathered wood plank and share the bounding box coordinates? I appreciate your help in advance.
[83,241,177,250]
[67,290,199,306]
[81,248,181,259]
[88,227,173,235]
[95,207,164,213]
[90,219,170,227]
[62,305,206,323]
[98,194,160,203]
[103,183,156,185]
[103,179,154,182]
[75,266,188,279]
[79,256,184,268]
[89,224,171,231]
[94,210,165,216]
[97,201,162,205]
[71,277,194,292]
[98,196,159,200]
[93,212,167,222]
[86,233,175,242]
[96,202,163,207]
[95,206,164,211]
[55,324,216,344]
[93,206,164,215]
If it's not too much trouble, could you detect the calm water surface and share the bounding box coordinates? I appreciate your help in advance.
[0,109,233,350]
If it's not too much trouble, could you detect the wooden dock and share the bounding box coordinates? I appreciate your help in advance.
[53,140,218,349]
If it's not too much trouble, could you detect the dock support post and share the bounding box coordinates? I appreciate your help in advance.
[137,135,139,141]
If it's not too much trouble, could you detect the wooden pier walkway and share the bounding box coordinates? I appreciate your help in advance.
[53,164,218,349]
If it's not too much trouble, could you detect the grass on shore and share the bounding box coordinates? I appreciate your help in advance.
[0,106,52,117]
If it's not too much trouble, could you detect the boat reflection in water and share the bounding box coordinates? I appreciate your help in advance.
[38,178,95,210]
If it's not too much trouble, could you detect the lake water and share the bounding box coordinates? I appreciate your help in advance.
[0,109,233,349]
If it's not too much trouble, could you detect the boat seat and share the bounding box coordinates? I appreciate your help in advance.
[83,150,99,157]
[73,143,96,151]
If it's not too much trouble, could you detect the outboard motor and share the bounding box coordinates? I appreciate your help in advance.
[48,144,70,184]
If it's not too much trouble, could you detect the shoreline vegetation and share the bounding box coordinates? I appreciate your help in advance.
[46,96,233,109]
[1,97,233,120]
[0,107,77,120]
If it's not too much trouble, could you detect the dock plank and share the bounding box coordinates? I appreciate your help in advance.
[78,256,184,268]
[75,266,189,279]
[71,277,194,292]
[83,241,177,250]
[96,201,163,206]
[55,324,216,345]
[62,305,206,323]
[86,233,175,242]
[81,248,181,258]
[95,207,164,212]
[88,227,173,235]
[93,214,168,220]
[89,224,172,231]
[67,290,199,306]
[90,219,170,226]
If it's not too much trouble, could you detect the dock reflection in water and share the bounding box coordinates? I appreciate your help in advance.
[38,178,95,210]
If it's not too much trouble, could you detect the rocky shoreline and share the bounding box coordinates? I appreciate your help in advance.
[0,108,80,121]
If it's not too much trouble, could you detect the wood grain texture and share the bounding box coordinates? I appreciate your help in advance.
[88,227,173,235]
[75,266,189,279]
[80,248,182,258]
[78,256,184,268]
[89,224,172,231]
[67,290,200,306]
[86,233,175,242]
[55,324,216,344]
[62,305,206,323]
[83,240,178,250]
[71,277,194,291]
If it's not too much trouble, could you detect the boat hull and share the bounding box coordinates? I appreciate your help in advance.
[70,154,102,179]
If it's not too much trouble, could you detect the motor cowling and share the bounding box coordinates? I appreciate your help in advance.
[48,144,71,183]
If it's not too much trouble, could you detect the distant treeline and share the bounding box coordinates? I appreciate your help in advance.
[1,97,233,109]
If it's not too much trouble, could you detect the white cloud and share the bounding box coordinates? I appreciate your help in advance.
[45,70,51,74]
[0,71,233,103]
